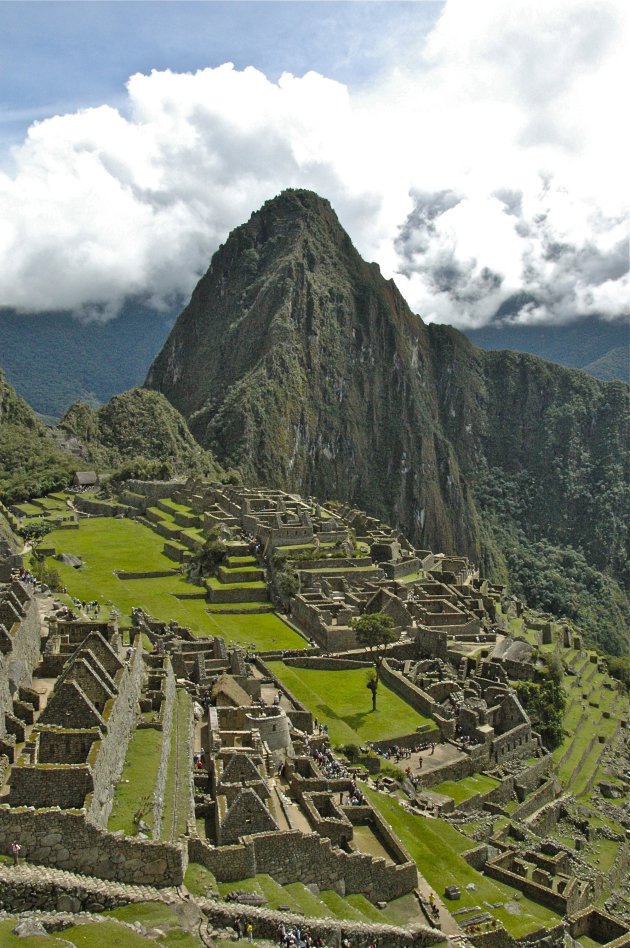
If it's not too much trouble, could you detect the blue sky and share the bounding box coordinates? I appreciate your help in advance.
[0,2,440,147]
[0,0,626,327]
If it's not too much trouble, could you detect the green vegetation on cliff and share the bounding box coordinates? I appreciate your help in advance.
[59,388,223,479]
[0,370,75,504]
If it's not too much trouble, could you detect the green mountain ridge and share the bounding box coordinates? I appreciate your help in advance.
[583,345,629,382]
[463,315,630,382]
[59,388,224,479]
[0,369,76,504]
[0,372,222,503]
[146,189,630,654]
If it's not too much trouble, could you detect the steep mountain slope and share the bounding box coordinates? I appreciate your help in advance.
[146,190,630,653]
[0,370,76,504]
[59,389,223,479]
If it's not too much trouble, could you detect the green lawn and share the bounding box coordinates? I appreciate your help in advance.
[432,773,501,804]
[0,919,162,947]
[108,727,164,835]
[39,518,305,651]
[364,786,561,938]
[267,662,436,745]
[161,689,193,842]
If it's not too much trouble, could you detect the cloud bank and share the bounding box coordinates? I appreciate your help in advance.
[0,0,627,328]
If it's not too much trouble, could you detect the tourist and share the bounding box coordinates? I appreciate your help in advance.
[246,922,253,943]
[11,840,21,866]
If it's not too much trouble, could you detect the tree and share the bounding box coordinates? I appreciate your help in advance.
[276,571,299,606]
[198,538,227,574]
[352,612,397,679]
[19,520,52,546]
[366,669,379,711]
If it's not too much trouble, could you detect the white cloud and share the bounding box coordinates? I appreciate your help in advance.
[0,0,627,327]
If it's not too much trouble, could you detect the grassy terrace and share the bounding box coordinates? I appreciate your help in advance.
[268,662,436,745]
[364,787,561,938]
[0,916,191,947]
[161,689,193,841]
[108,727,163,835]
[191,871,422,926]
[40,518,306,651]
[432,772,501,804]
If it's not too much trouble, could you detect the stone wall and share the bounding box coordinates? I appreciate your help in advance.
[8,764,94,808]
[190,829,417,902]
[0,806,185,885]
[124,480,180,506]
[453,776,516,815]
[484,851,585,914]
[256,659,313,733]
[524,796,569,836]
[514,755,552,794]
[511,778,560,822]
[3,586,41,691]
[87,637,145,828]
[0,869,149,914]
[567,907,630,946]
[73,496,131,517]
[379,659,437,719]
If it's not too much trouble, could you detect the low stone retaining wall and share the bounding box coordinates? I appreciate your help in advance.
[524,795,569,836]
[453,776,515,815]
[116,570,178,580]
[0,869,157,914]
[199,898,444,947]
[163,542,188,563]
[207,586,269,604]
[74,497,130,517]
[514,755,552,794]
[0,807,185,886]
[284,657,372,671]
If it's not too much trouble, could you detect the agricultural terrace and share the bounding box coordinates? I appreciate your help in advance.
[364,787,562,939]
[38,518,305,652]
[267,662,437,746]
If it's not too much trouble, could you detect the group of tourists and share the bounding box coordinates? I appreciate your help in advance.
[311,747,348,780]
[345,779,365,806]
[11,568,36,585]
[192,751,206,770]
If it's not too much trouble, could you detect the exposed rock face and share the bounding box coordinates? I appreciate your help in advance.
[146,189,629,652]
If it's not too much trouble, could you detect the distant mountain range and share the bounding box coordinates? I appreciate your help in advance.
[463,317,629,382]
[0,304,176,421]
